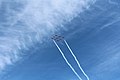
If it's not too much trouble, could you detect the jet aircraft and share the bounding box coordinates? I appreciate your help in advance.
[51,35,64,41]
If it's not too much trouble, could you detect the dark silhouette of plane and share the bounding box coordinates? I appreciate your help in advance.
[51,35,64,41]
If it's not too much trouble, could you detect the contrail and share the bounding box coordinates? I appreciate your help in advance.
[64,40,90,80]
[53,40,82,80]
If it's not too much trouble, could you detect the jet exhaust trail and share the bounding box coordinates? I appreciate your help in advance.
[64,40,90,80]
[53,40,82,80]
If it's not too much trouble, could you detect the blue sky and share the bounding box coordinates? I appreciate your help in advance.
[0,0,120,80]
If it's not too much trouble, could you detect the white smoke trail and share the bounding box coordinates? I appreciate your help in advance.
[0,0,95,71]
[64,40,90,80]
[53,40,82,80]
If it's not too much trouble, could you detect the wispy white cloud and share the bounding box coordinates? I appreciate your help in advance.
[90,42,120,77]
[100,16,120,30]
[0,0,95,71]
[108,0,119,5]
[95,52,120,73]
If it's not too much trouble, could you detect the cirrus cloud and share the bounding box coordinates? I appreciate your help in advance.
[0,0,95,71]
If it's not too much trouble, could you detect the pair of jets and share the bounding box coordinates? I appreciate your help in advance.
[51,35,64,41]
